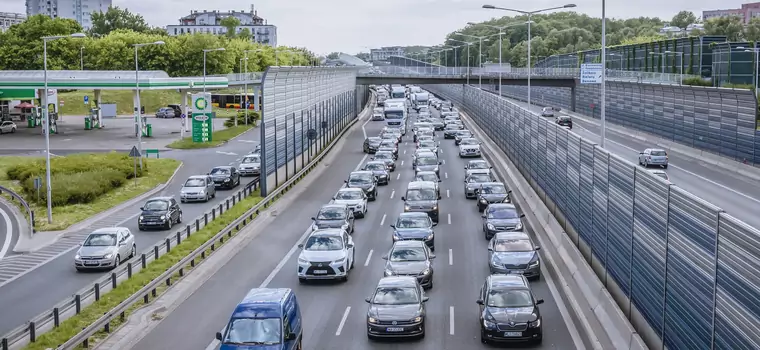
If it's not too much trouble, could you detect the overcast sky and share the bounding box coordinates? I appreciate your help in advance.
[0,0,738,54]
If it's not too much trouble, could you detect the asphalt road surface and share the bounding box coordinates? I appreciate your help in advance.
[133,108,583,350]
[0,201,17,259]
[0,127,261,335]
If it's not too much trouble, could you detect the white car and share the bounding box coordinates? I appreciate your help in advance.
[465,159,492,178]
[297,229,355,282]
[372,112,385,121]
[332,188,368,218]
[649,169,670,183]
[238,154,261,176]
[541,107,555,117]
[458,138,482,158]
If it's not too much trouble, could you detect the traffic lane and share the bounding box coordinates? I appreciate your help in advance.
[0,200,16,259]
[132,116,385,349]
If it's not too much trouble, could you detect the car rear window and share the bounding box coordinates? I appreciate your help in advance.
[651,150,667,156]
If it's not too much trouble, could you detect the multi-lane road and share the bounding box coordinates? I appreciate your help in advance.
[0,127,261,335]
[131,104,585,350]
[0,201,18,260]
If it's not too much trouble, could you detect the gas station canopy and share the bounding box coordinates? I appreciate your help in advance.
[0,70,229,90]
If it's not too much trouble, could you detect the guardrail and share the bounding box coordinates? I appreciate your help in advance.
[0,185,34,235]
[0,177,260,350]
[56,93,372,350]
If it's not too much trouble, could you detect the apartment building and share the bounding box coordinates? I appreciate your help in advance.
[0,12,25,31]
[25,0,111,29]
[166,5,277,46]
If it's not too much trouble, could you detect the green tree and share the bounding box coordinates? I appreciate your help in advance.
[90,6,154,36]
[0,15,84,70]
[238,28,252,41]
[670,11,697,29]
[704,16,744,41]
[220,17,241,38]
[745,17,760,42]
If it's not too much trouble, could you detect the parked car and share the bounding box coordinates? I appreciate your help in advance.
[0,121,17,134]
[155,107,176,118]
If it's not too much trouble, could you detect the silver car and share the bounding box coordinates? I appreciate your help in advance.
[487,231,541,280]
[638,148,669,168]
[74,227,136,271]
[464,173,494,199]
[180,175,216,202]
[238,154,261,176]
[332,187,368,218]
[0,121,17,134]
[465,159,492,178]
[541,107,555,117]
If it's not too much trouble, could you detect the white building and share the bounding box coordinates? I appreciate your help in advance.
[370,47,405,61]
[166,5,277,47]
[25,0,111,30]
[0,12,25,32]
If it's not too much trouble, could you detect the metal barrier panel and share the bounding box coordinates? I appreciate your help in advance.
[554,128,569,215]
[607,153,635,297]
[578,138,596,246]
[566,135,581,231]
[592,146,609,267]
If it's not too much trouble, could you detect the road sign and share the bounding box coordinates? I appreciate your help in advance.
[580,63,603,84]
[84,96,89,105]
[129,145,141,157]
[191,93,213,143]
[307,129,317,140]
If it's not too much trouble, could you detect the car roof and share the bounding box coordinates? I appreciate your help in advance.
[648,148,666,152]
[232,288,291,318]
[337,187,363,192]
[398,212,430,219]
[469,160,488,165]
[408,181,437,189]
[366,160,386,165]
[487,203,517,210]
[494,231,530,240]
[146,196,172,202]
[375,151,393,156]
[310,229,344,237]
[393,240,427,248]
[415,171,438,176]
[649,169,666,174]
[481,182,504,187]
[350,170,374,175]
[367,136,382,140]
[320,204,348,211]
[377,276,419,288]
[90,227,124,234]
[417,151,436,157]
[212,165,233,169]
[488,274,529,289]
[187,175,208,179]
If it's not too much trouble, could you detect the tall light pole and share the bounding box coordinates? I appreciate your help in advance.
[133,41,165,170]
[457,32,491,89]
[243,49,262,127]
[42,33,86,223]
[203,48,226,96]
[483,4,577,106]
[80,46,84,70]
[469,21,532,95]
[449,39,473,84]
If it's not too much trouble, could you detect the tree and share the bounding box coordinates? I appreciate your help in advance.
[327,52,341,59]
[238,28,252,41]
[704,16,744,41]
[90,6,154,36]
[0,15,83,70]
[220,17,241,38]
[670,11,697,29]
[745,18,760,42]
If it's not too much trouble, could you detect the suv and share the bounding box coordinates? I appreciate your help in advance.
[555,115,572,129]
[180,175,216,202]
[138,196,182,230]
[477,274,543,345]
[401,181,441,223]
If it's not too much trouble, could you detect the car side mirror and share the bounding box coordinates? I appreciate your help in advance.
[536,299,545,305]
[481,213,487,218]
[438,179,442,182]
[421,296,429,302]
[432,222,438,226]
[489,166,493,169]
[638,152,644,155]
[332,196,336,200]
[390,224,395,228]
[519,214,526,218]
[438,194,442,200]
[382,255,388,260]
[285,332,297,341]
[216,332,223,340]
[535,246,541,251]
[347,243,354,248]
[297,244,304,249]
[139,207,143,211]
[476,299,484,305]
[401,196,405,201]
[344,180,348,183]
[207,173,210,175]
[438,161,442,165]
[311,217,316,221]
[430,254,436,259]
[365,297,372,303]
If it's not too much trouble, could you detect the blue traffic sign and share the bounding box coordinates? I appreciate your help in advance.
[84,96,89,104]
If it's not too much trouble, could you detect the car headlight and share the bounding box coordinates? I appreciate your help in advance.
[74,254,80,260]
[404,205,411,211]
[224,178,231,182]
[311,223,318,231]
[139,215,144,220]
[368,317,378,324]
[104,253,113,259]
[421,268,430,275]
[529,319,541,328]
[487,223,495,230]
[413,316,423,322]
[298,257,309,264]
[342,223,349,230]
[199,190,205,194]
[160,215,166,220]
[384,268,395,276]
[479,198,488,204]
[334,257,346,264]
[483,319,497,329]
[529,259,540,267]
[515,222,523,230]
[426,233,434,240]
[431,206,438,211]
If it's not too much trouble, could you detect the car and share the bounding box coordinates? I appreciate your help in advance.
[379,140,399,157]
[417,105,430,115]
[362,161,391,185]
[477,182,510,211]
[414,171,441,197]
[416,129,435,141]
[332,188,368,218]
[365,276,428,340]
[250,143,261,154]
[379,132,399,145]
[209,166,241,189]
[454,130,473,145]
[638,148,669,168]
[649,169,670,182]
[238,154,260,176]
[402,181,441,223]
[155,107,176,118]
[138,196,182,231]
[216,288,302,349]
[311,203,355,233]
[383,241,436,289]
[417,139,438,154]
[416,135,435,145]
[465,159,493,177]
[372,111,385,121]
[74,227,136,271]
[444,124,463,138]
[297,229,355,282]
[464,173,494,199]
[0,121,17,134]
[180,175,216,202]
[429,119,445,130]
[477,274,543,344]
[390,212,437,251]
[482,203,524,240]
[540,107,555,117]
[345,171,378,201]
[372,151,396,171]
[488,231,541,279]
[555,115,572,129]
[363,137,383,153]
[458,138,482,158]
[413,152,441,176]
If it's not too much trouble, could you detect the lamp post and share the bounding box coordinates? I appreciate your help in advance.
[469,22,531,95]
[80,46,84,70]
[133,41,165,170]
[449,39,473,83]
[243,49,263,127]
[42,33,86,223]
[483,3,577,106]
[457,31,492,89]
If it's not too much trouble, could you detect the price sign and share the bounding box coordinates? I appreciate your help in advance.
[191,93,213,142]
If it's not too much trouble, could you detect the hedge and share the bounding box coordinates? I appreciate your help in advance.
[224,110,261,128]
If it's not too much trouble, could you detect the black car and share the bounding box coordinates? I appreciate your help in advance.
[443,125,462,139]
[311,203,355,233]
[477,274,543,344]
[402,181,440,223]
[138,196,182,231]
[372,151,396,171]
[476,182,510,211]
[379,140,399,158]
[366,276,428,340]
[556,115,573,129]
[482,203,525,240]
[364,137,382,153]
[362,161,391,185]
[208,166,240,189]
[391,212,437,250]
[383,241,435,288]
[454,130,473,145]
[345,171,378,201]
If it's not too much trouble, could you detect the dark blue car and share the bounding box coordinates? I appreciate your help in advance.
[391,212,437,250]
[217,288,302,350]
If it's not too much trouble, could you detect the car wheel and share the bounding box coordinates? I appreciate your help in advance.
[663,165,668,169]
[11,128,15,133]
[480,330,489,344]
[165,220,172,230]
[177,212,183,224]
[298,277,306,284]
[115,254,121,267]
[204,194,210,202]
[351,252,355,269]
[484,231,490,240]
[130,245,136,258]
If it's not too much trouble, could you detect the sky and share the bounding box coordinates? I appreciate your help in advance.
[0,0,741,54]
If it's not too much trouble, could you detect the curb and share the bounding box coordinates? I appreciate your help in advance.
[0,196,30,245]
[164,125,257,150]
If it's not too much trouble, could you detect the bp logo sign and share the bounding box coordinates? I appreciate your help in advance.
[193,115,209,122]
[194,97,208,111]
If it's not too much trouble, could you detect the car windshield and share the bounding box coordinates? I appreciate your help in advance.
[419,141,435,148]
[416,157,438,166]
[335,190,362,200]
[223,318,281,345]
[317,208,346,220]
[481,185,506,194]
[184,179,205,187]
[396,216,430,228]
[385,111,403,119]
[445,125,459,129]
[456,131,471,137]
[83,233,117,246]
[368,138,382,144]
[380,141,395,147]
[374,153,392,160]
[211,168,230,175]
[487,289,534,308]
[558,116,571,121]
[372,287,420,305]
[468,175,491,183]
[460,139,478,145]
[651,150,667,156]
[494,239,533,252]
[144,200,168,211]
[390,247,427,261]
[469,162,488,169]
[242,156,259,164]
[304,235,343,250]
[406,188,437,200]
[365,163,386,171]
[348,174,372,185]
[487,208,519,219]
[416,174,437,182]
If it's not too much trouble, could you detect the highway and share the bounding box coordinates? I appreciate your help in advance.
[0,200,17,259]
[0,127,261,336]
[132,103,584,350]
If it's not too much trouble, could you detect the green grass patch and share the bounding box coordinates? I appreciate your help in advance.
[59,90,182,116]
[166,125,254,149]
[22,193,264,350]
[0,154,180,231]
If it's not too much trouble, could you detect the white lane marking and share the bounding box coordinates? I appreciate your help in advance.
[396,173,401,180]
[380,214,386,226]
[401,160,404,166]
[335,306,351,336]
[440,148,443,154]
[238,139,257,143]
[446,189,450,198]
[364,250,374,266]
[62,138,72,141]
[448,249,453,265]
[215,151,238,156]
[390,190,395,199]
[403,150,407,154]
[447,213,451,225]
[444,172,448,179]
[449,306,455,335]
[442,159,445,164]
[0,208,13,259]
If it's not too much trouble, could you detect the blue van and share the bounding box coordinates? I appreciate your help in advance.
[216,288,303,349]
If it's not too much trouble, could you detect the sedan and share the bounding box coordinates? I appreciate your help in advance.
[465,159,492,178]
[332,188,368,218]
[482,203,525,240]
[556,115,572,129]
[454,130,473,145]
[362,161,391,185]
[346,171,378,201]
[209,166,240,189]
[364,137,383,153]
[638,148,669,168]
[477,182,510,211]
[74,227,136,271]
[390,212,437,250]
[366,276,428,340]
[417,140,438,154]
[413,171,441,198]
[238,154,260,176]
[477,274,543,344]
[297,229,355,282]
[380,140,399,158]
[540,107,555,117]
[487,231,541,279]
[311,204,355,233]
[458,138,482,158]
[372,151,396,171]
[0,121,17,134]
[464,173,494,199]
[383,241,436,288]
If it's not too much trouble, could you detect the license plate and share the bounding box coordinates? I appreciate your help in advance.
[313,270,328,274]
[504,331,522,337]
[386,327,404,332]
[509,270,524,274]
[84,261,99,266]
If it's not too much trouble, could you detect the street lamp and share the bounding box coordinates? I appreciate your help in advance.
[41,32,86,223]
[132,41,165,170]
[449,39,472,83]
[468,21,531,95]
[458,31,496,89]
[483,3,577,106]
[243,49,263,127]
[80,46,84,70]
[203,48,226,95]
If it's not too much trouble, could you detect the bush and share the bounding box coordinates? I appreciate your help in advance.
[7,152,145,182]
[681,77,713,87]
[224,110,260,128]
[24,169,127,206]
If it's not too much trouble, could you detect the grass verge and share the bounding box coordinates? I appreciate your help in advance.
[166,125,254,149]
[59,90,182,116]
[22,192,264,350]
[0,156,180,232]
